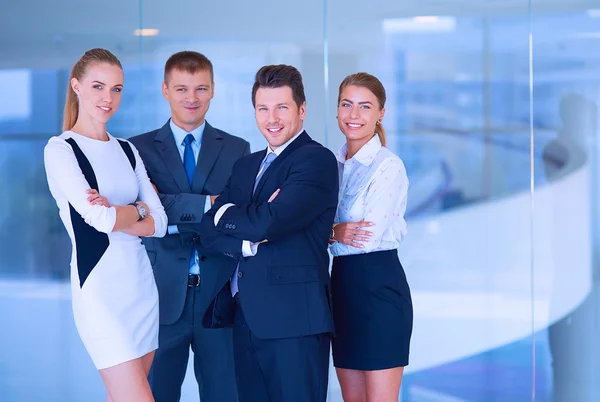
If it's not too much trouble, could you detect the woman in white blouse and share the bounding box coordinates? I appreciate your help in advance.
[44,49,167,402]
[329,73,413,402]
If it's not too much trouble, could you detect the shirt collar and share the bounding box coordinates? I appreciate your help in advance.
[266,128,304,157]
[335,135,382,166]
[169,118,206,147]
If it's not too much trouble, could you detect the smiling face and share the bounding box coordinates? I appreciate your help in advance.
[254,85,306,150]
[163,68,214,132]
[71,62,124,124]
[337,85,385,146]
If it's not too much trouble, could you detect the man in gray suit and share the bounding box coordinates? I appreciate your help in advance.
[129,51,250,402]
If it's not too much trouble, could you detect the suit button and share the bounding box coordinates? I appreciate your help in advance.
[232,224,237,229]
[191,215,196,221]
[200,256,207,262]
[238,271,244,278]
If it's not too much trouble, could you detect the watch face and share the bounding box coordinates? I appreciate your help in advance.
[136,203,147,219]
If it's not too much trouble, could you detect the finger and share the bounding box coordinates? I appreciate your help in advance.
[86,189,97,195]
[268,189,280,202]
[353,235,370,242]
[350,241,365,248]
[354,230,374,237]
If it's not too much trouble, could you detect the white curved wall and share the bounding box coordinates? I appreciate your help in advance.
[402,160,591,373]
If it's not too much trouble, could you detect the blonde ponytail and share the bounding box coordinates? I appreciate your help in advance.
[375,121,386,147]
[62,79,79,131]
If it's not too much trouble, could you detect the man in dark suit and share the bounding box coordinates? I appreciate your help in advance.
[198,64,339,402]
[129,51,250,402]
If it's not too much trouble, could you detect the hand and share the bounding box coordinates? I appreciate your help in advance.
[333,219,374,248]
[268,188,280,203]
[151,183,158,193]
[210,195,219,205]
[87,189,110,207]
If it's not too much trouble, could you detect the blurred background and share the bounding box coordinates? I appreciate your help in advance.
[1,0,600,400]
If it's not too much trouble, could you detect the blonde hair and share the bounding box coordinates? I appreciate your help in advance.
[338,72,387,146]
[63,48,122,131]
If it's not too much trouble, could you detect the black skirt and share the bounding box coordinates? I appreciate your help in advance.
[331,249,413,370]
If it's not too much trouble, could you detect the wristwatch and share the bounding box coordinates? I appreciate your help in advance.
[329,224,337,242]
[130,202,147,221]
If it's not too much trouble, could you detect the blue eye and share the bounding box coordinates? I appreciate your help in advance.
[93,85,102,90]
[341,103,350,108]
[198,88,206,92]
[361,105,370,109]
[279,105,288,110]
[112,87,122,93]
[177,88,185,92]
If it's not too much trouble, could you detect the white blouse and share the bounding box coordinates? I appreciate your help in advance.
[329,135,408,257]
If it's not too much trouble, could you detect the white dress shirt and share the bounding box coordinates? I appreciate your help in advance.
[329,135,409,257]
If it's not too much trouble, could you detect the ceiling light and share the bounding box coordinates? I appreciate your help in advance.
[383,16,456,33]
[134,29,159,37]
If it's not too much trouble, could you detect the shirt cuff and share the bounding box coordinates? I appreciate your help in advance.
[214,203,235,226]
[204,195,211,213]
[242,240,259,257]
[167,225,179,235]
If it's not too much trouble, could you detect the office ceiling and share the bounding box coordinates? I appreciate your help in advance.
[1,0,598,69]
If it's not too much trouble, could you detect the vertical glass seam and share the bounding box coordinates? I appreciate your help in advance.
[528,0,536,400]
[323,0,329,147]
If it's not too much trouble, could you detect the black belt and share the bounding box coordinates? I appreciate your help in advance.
[188,274,201,287]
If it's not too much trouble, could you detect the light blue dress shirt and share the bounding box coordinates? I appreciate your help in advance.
[167,119,205,275]
[329,135,409,257]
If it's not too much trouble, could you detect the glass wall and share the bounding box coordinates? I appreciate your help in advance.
[1,0,599,401]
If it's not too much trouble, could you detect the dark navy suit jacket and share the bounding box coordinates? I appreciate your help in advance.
[129,120,250,325]
[199,131,339,339]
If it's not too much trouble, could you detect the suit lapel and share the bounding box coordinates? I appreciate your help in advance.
[253,131,311,199]
[192,122,223,194]
[154,121,190,192]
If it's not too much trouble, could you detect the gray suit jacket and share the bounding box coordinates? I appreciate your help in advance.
[129,120,250,325]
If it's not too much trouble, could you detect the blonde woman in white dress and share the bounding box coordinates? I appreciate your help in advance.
[44,48,167,402]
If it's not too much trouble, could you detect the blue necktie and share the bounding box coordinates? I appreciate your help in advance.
[231,151,277,295]
[183,134,195,186]
[253,152,277,194]
[183,134,199,275]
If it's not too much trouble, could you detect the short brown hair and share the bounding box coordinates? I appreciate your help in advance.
[251,65,306,108]
[338,72,387,146]
[164,51,214,83]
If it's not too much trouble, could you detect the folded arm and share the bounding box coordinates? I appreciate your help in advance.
[44,138,140,233]
[351,158,408,252]
[214,148,338,243]
[120,143,168,237]
[189,168,245,259]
